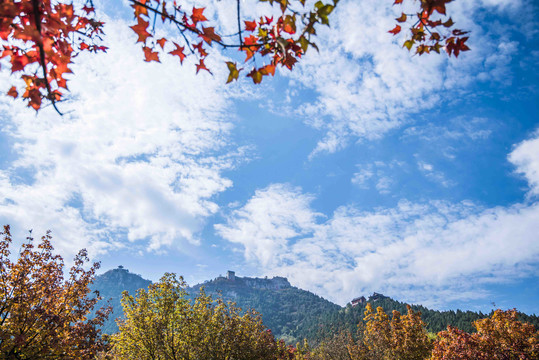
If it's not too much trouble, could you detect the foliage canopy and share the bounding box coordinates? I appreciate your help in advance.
[0,0,470,113]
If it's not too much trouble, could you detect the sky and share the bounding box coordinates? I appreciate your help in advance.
[1,0,538,314]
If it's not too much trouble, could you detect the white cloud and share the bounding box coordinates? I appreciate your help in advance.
[417,160,454,188]
[0,18,244,257]
[284,0,527,155]
[509,129,539,197]
[217,132,539,308]
[351,167,373,189]
[351,161,403,194]
[215,183,322,267]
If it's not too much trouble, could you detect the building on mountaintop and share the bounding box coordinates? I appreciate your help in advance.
[370,292,387,301]
[351,296,366,306]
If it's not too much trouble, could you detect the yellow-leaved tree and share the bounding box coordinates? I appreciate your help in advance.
[348,303,433,360]
[110,272,296,359]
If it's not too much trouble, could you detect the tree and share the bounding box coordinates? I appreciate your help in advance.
[111,272,296,359]
[0,0,469,113]
[310,330,355,360]
[0,225,110,359]
[348,303,433,360]
[430,309,539,360]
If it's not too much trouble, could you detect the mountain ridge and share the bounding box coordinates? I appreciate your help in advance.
[90,267,539,343]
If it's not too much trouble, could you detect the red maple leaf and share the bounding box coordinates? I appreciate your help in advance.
[130,18,151,43]
[143,46,160,62]
[156,38,167,49]
[193,42,208,57]
[11,55,30,73]
[7,86,18,98]
[200,27,221,45]
[191,7,208,25]
[244,20,257,32]
[195,59,211,74]
[389,25,401,35]
[168,42,186,64]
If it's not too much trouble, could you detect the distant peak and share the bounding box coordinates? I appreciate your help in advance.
[199,272,292,290]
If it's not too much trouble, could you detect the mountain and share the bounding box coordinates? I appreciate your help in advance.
[90,266,152,334]
[90,268,539,344]
[188,271,341,343]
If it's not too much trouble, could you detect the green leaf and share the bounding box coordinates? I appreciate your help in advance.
[403,39,414,51]
[226,62,239,84]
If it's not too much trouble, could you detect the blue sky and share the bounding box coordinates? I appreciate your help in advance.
[1,0,538,314]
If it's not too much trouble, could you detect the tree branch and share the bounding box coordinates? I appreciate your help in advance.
[31,0,63,116]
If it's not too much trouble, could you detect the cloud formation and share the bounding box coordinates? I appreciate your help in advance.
[0,19,241,256]
[285,0,527,155]
[216,131,539,308]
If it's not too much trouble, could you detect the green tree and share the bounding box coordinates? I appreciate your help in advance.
[0,225,110,359]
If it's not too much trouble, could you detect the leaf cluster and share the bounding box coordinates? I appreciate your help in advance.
[1,0,471,114]
[0,0,106,113]
[390,0,470,57]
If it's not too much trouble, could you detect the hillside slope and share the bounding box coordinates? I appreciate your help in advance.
[189,272,341,343]
[90,266,152,334]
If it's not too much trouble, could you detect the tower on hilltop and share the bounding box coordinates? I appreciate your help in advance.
[227,270,236,281]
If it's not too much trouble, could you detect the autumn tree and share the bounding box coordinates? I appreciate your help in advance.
[0,225,110,359]
[310,330,356,360]
[0,0,469,113]
[348,303,433,360]
[430,309,539,360]
[111,272,296,360]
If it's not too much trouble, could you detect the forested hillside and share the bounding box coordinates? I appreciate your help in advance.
[311,294,539,344]
[90,267,152,334]
[91,268,539,344]
[189,272,341,343]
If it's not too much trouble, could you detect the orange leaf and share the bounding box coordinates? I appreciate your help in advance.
[168,42,186,64]
[7,86,18,99]
[389,25,401,35]
[157,38,167,49]
[191,7,208,25]
[193,42,208,57]
[244,20,257,32]
[143,46,160,62]
[196,59,211,74]
[200,27,221,45]
[259,64,275,76]
[130,18,152,43]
